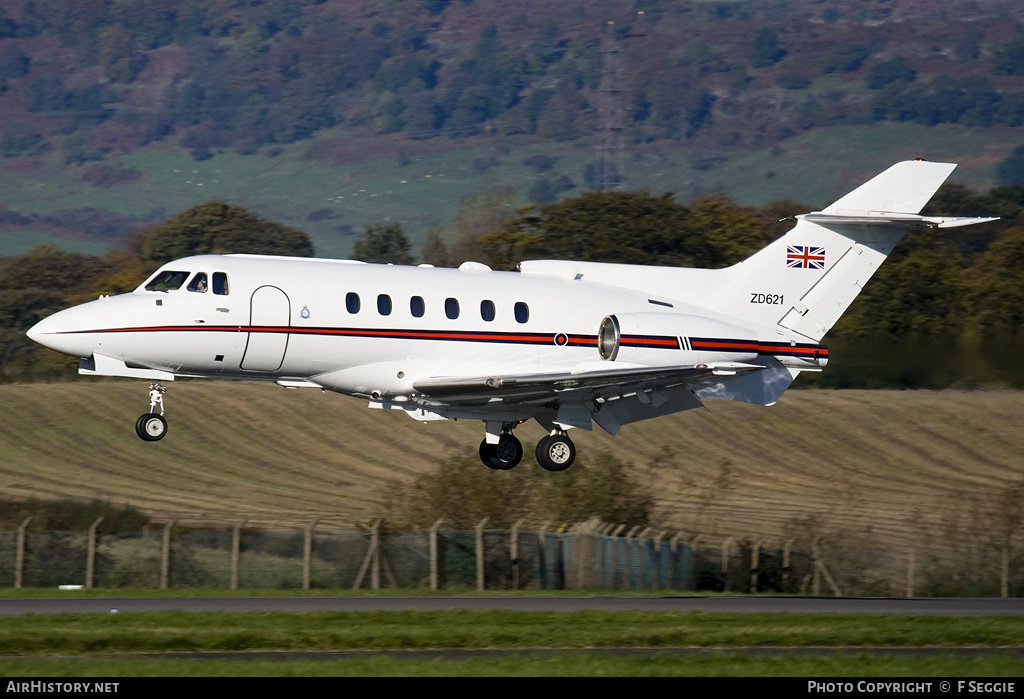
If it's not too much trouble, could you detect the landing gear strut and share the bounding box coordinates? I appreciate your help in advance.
[135,381,167,442]
[536,431,575,472]
[479,424,523,470]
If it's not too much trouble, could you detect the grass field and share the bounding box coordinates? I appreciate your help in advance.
[0,382,1021,546]
[0,609,1020,677]
[1,383,1022,676]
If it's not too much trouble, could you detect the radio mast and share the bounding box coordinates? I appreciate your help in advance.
[593,21,625,191]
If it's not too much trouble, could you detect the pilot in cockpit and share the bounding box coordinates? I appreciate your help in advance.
[188,273,208,293]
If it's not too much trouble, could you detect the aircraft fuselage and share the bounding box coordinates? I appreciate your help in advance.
[32,254,804,402]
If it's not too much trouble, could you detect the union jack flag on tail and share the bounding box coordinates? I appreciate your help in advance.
[786,245,826,269]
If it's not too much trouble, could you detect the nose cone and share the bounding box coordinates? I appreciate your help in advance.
[27,305,99,358]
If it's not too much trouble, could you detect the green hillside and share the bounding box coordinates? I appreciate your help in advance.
[1,381,1020,546]
[3,0,1024,257]
[0,121,1017,259]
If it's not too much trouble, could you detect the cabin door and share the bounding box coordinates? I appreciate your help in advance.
[241,285,290,372]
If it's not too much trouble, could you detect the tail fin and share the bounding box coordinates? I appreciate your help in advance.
[518,160,994,343]
[704,160,994,342]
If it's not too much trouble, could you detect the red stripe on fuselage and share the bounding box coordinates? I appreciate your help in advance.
[691,337,828,357]
[69,325,605,347]
[69,326,825,357]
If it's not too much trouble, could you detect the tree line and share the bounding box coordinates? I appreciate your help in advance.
[2,180,1023,387]
[2,2,1024,163]
[0,201,311,381]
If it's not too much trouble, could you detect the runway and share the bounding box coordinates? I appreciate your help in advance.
[1,595,1020,616]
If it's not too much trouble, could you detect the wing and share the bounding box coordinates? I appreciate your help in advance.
[412,361,762,406]
[411,359,798,434]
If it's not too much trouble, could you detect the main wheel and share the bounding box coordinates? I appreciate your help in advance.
[136,413,167,442]
[479,435,522,470]
[536,434,575,471]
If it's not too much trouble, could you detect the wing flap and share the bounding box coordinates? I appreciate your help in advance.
[412,362,763,406]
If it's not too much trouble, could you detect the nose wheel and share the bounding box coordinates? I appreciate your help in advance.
[136,413,167,441]
[136,381,168,442]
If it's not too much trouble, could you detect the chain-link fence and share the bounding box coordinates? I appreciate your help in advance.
[2,521,1021,596]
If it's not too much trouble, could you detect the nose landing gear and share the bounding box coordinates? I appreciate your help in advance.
[135,381,167,442]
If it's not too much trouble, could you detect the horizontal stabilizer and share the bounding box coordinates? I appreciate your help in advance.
[822,160,956,215]
[803,212,999,228]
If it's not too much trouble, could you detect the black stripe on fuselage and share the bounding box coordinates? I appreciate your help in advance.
[66,325,826,357]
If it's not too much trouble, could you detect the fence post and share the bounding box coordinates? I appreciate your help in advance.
[160,520,176,589]
[354,520,397,591]
[811,538,821,595]
[371,520,381,590]
[669,533,682,590]
[653,530,667,590]
[557,522,569,590]
[783,538,794,590]
[811,538,843,597]
[906,546,915,599]
[690,535,703,590]
[597,523,615,589]
[86,517,103,589]
[15,517,32,589]
[609,524,626,590]
[721,537,734,591]
[302,519,318,591]
[429,519,443,591]
[624,526,641,589]
[231,521,246,591]
[537,522,550,590]
[572,523,582,590]
[475,517,488,591]
[511,518,524,590]
[750,539,762,593]
[637,527,651,589]
[1001,545,1009,599]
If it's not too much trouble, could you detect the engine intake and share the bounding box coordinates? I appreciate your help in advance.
[596,312,760,366]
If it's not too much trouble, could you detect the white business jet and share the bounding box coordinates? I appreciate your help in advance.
[27,160,993,471]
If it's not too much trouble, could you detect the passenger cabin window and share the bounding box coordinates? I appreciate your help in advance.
[187,272,208,293]
[346,292,360,314]
[445,297,460,320]
[514,302,529,324]
[410,296,425,318]
[213,272,229,295]
[377,294,392,316]
[145,270,189,292]
[480,300,495,322]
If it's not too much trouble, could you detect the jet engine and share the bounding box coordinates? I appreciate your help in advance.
[597,312,761,366]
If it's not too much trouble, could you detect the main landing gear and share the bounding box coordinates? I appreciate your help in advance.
[479,430,523,471]
[478,425,576,472]
[135,381,167,442]
[535,432,576,472]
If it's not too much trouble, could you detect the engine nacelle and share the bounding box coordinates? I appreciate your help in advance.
[597,312,760,366]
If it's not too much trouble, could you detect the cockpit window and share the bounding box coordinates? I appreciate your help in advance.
[187,272,208,293]
[145,270,190,292]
